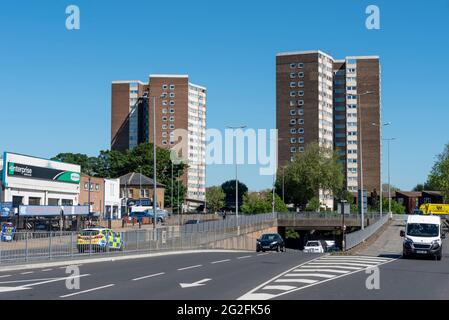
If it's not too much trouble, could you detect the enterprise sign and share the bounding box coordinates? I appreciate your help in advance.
[7,162,80,184]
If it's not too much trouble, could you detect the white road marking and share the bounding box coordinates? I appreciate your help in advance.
[239,256,397,300]
[180,278,211,288]
[306,262,376,267]
[263,285,297,291]
[22,274,90,287]
[0,286,31,293]
[257,253,270,256]
[0,277,59,285]
[60,284,115,298]
[132,272,165,281]
[237,255,252,260]
[177,264,202,271]
[41,269,53,272]
[318,258,388,263]
[300,265,363,271]
[0,275,11,279]
[275,279,318,284]
[293,269,349,274]
[211,259,230,264]
[20,272,33,275]
[284,273,335,279]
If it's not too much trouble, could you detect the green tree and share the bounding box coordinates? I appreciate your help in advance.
[285,228,300,240]
[371,197,406,214]
[240,191,288,214]
[221,180,248,209]
[426,143,449,202]
[206,186,225,213]
[305,197,320,212]
[275,143,344,210]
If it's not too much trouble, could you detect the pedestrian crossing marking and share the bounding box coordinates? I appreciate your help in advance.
[238,255,396,300]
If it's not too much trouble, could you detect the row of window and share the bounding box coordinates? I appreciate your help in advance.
[290,128,305,134]
[290,100,304,107]
[161,92,176,98]
[289,74,304,81]
[291,147,305,153]
[290,118,305,125]
[162,84,176,90]
[83,183,101,191]
[162,124,175,130]
[290,109,304,116]
[290,137,305,144]
[162,116,175,122]
[290,79,304,88]
[162,108,175,114]
[162,100,176,106]
[289,63,304,69]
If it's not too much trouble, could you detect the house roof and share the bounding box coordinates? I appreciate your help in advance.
[395,191,421,198]
[119,172,165,188]
[422,190,442,197]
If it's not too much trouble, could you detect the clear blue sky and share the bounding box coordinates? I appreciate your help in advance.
[1,0,448,191]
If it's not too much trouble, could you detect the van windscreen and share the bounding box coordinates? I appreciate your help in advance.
[407,223,439,237]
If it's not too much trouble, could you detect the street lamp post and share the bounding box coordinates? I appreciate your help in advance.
[152,96,157,230]
[355,91,374,230]
[384,138,396,216]
[226,125,247,231]
[372,122,391,219]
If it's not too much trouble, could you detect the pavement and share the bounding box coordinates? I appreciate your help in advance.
[358,215,406,257]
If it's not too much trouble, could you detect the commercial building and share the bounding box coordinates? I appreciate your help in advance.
[276,50,381,208]
[0,152,81,209]
[111,74,206,209]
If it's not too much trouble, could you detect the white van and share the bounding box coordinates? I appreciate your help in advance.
[400,215,445,260]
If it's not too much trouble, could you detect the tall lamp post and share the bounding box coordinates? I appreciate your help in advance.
[226,125,247,231]
[384,138,396,216]
[372,122,391,218]
[355,91,374,230]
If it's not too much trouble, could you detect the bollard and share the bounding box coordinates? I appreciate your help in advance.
[49,232,52,260]
[71,232,74,258]
[25,233,29,262]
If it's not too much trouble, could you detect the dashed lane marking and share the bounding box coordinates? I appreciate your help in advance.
[177,265,202,271]
[211,259,231,264]
[132,272,165,281]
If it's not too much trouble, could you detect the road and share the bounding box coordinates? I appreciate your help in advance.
[1,219,449,300]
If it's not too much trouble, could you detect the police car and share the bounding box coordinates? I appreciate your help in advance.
[77,227,124,253]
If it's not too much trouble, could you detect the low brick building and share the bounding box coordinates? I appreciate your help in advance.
[119,172,165,214]
[79,175,105,215]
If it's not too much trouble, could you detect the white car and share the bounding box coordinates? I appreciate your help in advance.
[303,240,325,253]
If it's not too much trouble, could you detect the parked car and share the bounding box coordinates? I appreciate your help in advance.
[130,208,168,223]
[256,233,285,252]
[303,240,327,253]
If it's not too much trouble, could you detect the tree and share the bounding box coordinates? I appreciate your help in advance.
[240,191,288,214]
[206,186,225,213]
[285,228,300,240]
[426,143,449,202]
[221,180,248,209]
[305,197,320,212]
[275,143,344,210]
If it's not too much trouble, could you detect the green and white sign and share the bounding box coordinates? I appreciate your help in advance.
[7,162,80,184]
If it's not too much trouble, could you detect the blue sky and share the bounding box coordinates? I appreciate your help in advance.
[1,0,448,191]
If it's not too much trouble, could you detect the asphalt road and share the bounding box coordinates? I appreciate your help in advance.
[1,237,449,300]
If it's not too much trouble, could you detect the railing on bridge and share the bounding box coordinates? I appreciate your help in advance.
[344,213,390,251]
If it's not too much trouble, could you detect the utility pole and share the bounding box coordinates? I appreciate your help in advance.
[356,91,374,230]
[152,96,157,230]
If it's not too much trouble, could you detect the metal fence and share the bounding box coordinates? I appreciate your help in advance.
[0,217,276,265]
[344,213,390,251]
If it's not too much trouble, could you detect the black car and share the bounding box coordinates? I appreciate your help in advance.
[256,233,285,252]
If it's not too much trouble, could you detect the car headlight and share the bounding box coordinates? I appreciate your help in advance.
[404,238,413,247]
[271,241,277,245]
[431,240,440,248]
